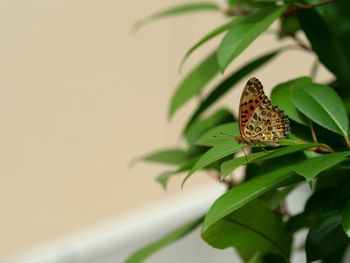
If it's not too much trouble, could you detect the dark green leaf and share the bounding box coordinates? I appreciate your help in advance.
[221,143,318,177]
[291,82,349,136]
[139,148,190,165]
[217,6,285,71]
[202,201,291,260]
[271,77,311,126]
[169,51,219,119]
[134,2,220,30]
[203,164,301,234]
[298,2,350,85]
[185,50,280,131]
[195,122,239,146]
[185,108,234,145]
[125,217,203,263]
[342,201,350,238]
[306,212,349,262]
[182,140,242,187]
[294,151,350,182]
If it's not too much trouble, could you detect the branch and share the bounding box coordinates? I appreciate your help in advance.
[284,0,337,17]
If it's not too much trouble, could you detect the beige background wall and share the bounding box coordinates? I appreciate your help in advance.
[0,0,329,258]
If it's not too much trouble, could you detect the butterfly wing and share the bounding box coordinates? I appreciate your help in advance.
[238,77,291,146]
[238,77,270,137]
[244,103,291,146]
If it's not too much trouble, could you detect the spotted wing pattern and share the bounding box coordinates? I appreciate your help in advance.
[237,77,291,146]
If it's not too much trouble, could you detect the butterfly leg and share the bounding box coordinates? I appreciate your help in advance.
[258,143,268,153]
[241,146,248,161]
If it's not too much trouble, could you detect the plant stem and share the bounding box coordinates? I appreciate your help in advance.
[310,122,319,144]
[284,0,337,17]
[310,59,319,79]
[344,135,350,149]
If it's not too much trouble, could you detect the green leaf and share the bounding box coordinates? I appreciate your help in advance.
[291,82,349,136]
[271,77,311,126]
[182,19,240,67]
[221,143,318,177]
[185,108,234,145]
[139,148,190,165]
[298,2,350,85]
[155,158,198,189]
[169,51,219,119]
[203,164,301,233]
[306,212,349,262]
[195,122,239,146]
[294,151,350,182]
[202,201,291,260]
[342,201,350,238]
[261,183,299,210]
[217,6,285,71]
[185,50,280,131]
[133,2,220,31]
[125,217,203,263]
[182,141,242,187]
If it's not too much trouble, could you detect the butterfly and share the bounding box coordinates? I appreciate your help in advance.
[235,77,291,147]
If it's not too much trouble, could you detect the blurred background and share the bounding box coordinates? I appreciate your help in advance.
[0,0,330,262]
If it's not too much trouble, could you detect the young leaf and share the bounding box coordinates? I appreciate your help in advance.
[221,143,318,177]
[185,50,280,131]
[342,201,350,238]
[138,148,190,165]
[155,158,198,189]
[125,217,203,263]
[203,164,301,234]
[291,82,349,136]
[202,201,291,261]
[294,152,350,182]
[195,122,239,146]
[182,19,240,67]
[217,6,285,71]
[182,141,242,187]
[185,108,234,145]
[169,51,219,119]
[271,77,311,126]
[134,2,220,31]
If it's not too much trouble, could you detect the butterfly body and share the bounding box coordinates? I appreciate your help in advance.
[235,77,291,147]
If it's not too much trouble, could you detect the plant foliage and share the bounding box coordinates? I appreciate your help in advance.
[128,0,350,262]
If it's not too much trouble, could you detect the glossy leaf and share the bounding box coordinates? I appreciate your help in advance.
[195,122,239,146]
[185,109,234,145]
[202,201,291,260]
[134,2,220,31]
[342,201,350,238]
[182,141,242,187]
[221,143,318,177]
[271,77,311,126]
[169,51,219,119]
[291,82,349,136]
[203,164,301,234]
[294,151,350,182]
[139,148,190,165]
[125,217,203,263]
[217,6,285,71]
[185,50,280,131]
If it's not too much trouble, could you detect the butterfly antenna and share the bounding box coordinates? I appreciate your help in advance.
[219,132,235,138]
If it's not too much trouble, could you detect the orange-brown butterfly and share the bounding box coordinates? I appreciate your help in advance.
[235,77,291,147]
